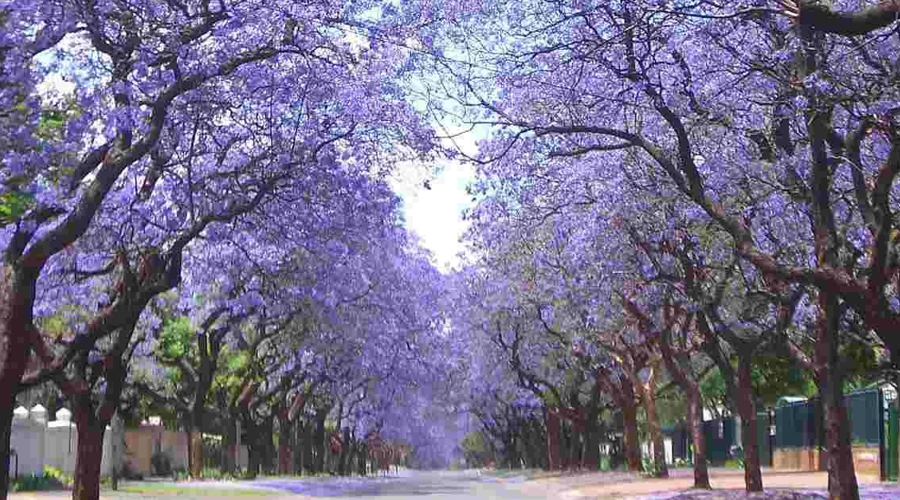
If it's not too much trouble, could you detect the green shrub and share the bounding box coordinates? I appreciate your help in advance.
[9,466,72,492]
[724,458,745,469]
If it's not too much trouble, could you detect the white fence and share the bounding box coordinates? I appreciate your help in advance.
[10,405,113,477]
[10,405,255,478]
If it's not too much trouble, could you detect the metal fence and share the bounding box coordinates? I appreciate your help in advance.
[702,417,736,465]
[774,389,881,449]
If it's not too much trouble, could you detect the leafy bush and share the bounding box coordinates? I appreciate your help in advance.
[10,466,72,492]
[42,466,74,487]
[151,451,174,476]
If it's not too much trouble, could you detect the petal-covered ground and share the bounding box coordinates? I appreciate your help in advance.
[517,468,900,500]
[631,484,900,500]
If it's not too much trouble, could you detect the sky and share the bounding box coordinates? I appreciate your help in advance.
[389,121,482,272]
[390,160,476,272]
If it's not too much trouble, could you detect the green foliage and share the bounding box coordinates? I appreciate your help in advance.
[0,190,34,226]
[158,316,194,360]
[9,466,73,492]
[724,458,745,469]
[656,391,688,427]
[752,354,816,406]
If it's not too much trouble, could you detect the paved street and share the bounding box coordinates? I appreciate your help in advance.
[10,469,900,500]
[247,470,550,499]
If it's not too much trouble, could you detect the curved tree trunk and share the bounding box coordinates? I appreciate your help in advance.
[737,355,763,492]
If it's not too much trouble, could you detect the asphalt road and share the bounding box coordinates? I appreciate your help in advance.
[249,470,549,499]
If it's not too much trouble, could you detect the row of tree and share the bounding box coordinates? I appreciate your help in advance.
[1,0,470,498]
[437,3,900,500]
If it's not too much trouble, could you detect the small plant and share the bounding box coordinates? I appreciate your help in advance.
[641,456,665,477]
[42,466,74,488]
[9,466,72,492]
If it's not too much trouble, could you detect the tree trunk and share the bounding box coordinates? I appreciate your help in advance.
[189,424,203,478]
[72,420,106,500]
[314,412,326,474]
[243,419,259,479]
[0,270,34,498]
[737,354,763,492]
[621,399,642,472]
[261,418,275,474]
[223,418,237,476]
[643,381,668,477]
[582,408,600,470]
[278,411,293,475]
[303,421,314,474]
[506,434,519,469]
[339,427,351,476]
[810,288,858,500]
[686,389,710,489]
[568,423,581,470]
[358,443,367,475]
[546,409,562,470]
[0,408,13,498]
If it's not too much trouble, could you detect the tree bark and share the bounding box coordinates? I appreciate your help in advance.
[189,424,203,478]
[686,388,710,488]
[278,409,293,475]
[223,418,237,475]
[637,363,668,478]
[621,398,642,472]
[790,0,900,36]
[567,423,581,470]
[546,409,562,470]
[817,292,859,500]
[0,407,13,498]
[302,421,314,474]
[358,443,368,475]
[643,382,668,477]
[339,427,351,476]
[0,269,34,498]
[737,354,763,492]
[314,411,326,474]
[72,417,106,500]
[582,407,600,470]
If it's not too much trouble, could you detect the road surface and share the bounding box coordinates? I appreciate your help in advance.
[250,470,549,499]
